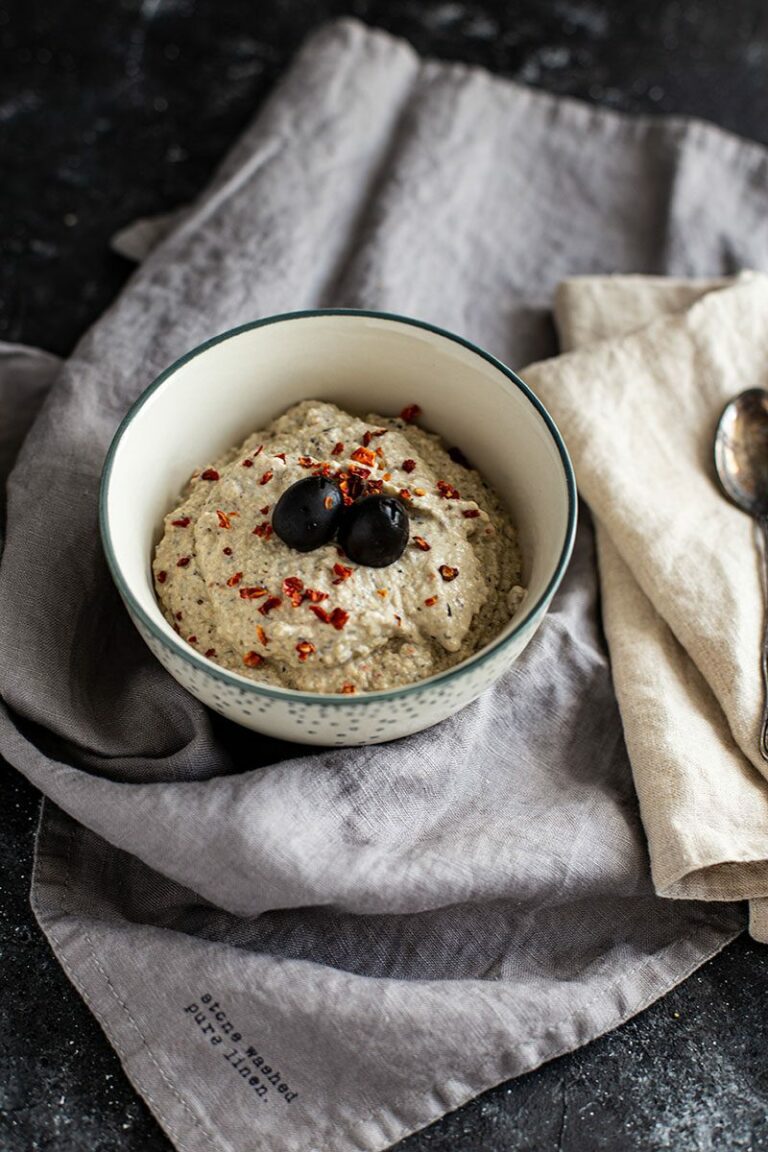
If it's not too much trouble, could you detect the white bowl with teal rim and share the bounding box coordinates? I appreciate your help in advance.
[99,310,576,746]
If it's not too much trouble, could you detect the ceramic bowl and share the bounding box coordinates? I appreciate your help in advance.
[100,310,576,746]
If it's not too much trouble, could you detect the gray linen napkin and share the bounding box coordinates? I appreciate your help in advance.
[3,17,767,1152]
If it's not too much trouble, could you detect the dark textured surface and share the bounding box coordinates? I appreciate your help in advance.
[2,2,768,1149]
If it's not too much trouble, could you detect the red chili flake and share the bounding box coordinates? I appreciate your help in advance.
[399,488,412,501]
[381,473,392,483]
[376,588,388,598]
[313,462,333,477]
[348,463,371,479]
[424,596,438,607]
[216,509,232,529]
[439,565,459,582]
[200,468,219,481]
[305,588,328,604]
[365,479,383,494]
[309,605,331,624]
[362,428,387,447]
[258,596,282,615]
[259,505,270,515]
[323,495,335,510]
[187,635,198,644]
[331,442,345,456]
[412,487,426,497]
[413,536,431,551]
[242,459,254,468]
[252,521,273,539]
[437,480,461,500]
[340,683,356,695]
[171,517,191,528]
[259,470,273,486]
[176,556,191,567]
[283,576,304,606]
[297,455,314,468]
[226,571,243,587]
[332,562,354,585]
[448,445,472,469]
[296,641,316,662]
[402,459,417,473]
[243,651,264,668]
[274,452,287,462]
[400,403,421,423]
[330,607,349,631]
[156,570,167,584]
[351,445,376,468]
[253,445,264,457]
[239,586,268,600]
[463,508,481,519]
[175,611,183,621]
[205,648,217,658]
[338,474,365,504]
[256,625,269,646]
[223,546,233,555]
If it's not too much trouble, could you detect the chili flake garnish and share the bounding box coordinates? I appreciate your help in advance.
[242,459,254,468]
[330,607,349,630]
[176,556,191,567]
[362,428,387,447]
[243,651,264,668]
[226,571,243,587]
[259,470,273,486]
[463,508,481,519]
[259,505,270,515]
[348,463,371,479]
[188,635,198,644]
[351,445,376,468]
[413,536,431,551]
[200,468,219,481]
[439,565,459,582]
[309,604,331,624]
[239,586,268,600]
[437,479,461,500]
[171,517,191,527]
[340,683,356,694]
[332,562,354,585]
[283,577,305,606]
[296,641,316,662]
[258,596,282,615]
[313,462,334,477]
[305,587,328,603]
[256,625,269,646]
[223,546,233,555]
[331,442,345,456]
[424,596,438,607]
[399,488,412,501]
[402,459,417,473]
[366,478,383,494]
[216,509,232,529]
[156,570,167,584]
[400,403,421,423]
[338,473,365,504]
[205,648,217,658]
[252,521,273,539]
[297,455,314,468]
[376,588,388,598]
[413,488,426,497]
[274,452,287,462]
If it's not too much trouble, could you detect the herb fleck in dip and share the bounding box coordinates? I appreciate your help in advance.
[153,401,525,693]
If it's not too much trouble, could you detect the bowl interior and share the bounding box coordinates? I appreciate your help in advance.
[103,312,574,690]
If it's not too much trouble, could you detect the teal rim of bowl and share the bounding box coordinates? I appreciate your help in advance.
[99,308,578,707]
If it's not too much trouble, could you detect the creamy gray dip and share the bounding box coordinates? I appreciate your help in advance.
[153,401,525,693]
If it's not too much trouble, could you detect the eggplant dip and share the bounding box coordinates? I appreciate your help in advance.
[153,400,526,694]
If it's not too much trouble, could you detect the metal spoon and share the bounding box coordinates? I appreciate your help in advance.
[714,388,768,761]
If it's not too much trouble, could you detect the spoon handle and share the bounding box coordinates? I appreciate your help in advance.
[760,518,768,762]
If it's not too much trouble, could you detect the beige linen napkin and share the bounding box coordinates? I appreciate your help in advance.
[525,272,768,942]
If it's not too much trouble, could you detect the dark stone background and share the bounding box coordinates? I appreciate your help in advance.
[2,1,768,1149]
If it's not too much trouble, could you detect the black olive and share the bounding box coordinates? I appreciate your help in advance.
[272,476,344,552]
[337,495,410,568]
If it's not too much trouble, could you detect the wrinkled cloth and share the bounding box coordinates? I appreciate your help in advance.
[527,272,768,943]
[4,17,768,1152]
